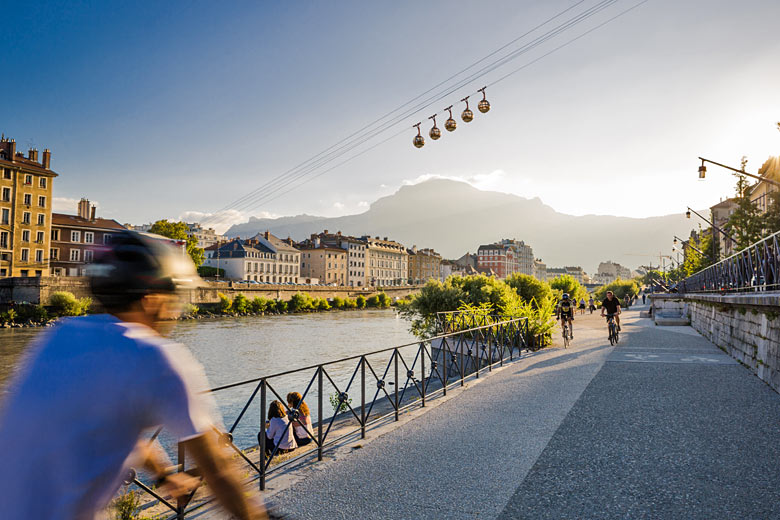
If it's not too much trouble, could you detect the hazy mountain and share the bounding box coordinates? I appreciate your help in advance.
[226,179,693,273]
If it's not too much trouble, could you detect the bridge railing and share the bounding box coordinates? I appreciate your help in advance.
[126,315,530,519]
[679,230,780,294]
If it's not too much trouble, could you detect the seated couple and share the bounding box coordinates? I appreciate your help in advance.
[259,392,314,456]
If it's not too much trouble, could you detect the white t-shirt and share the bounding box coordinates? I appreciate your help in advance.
[266,417,296,449]
[0,314,217,519]
[293,414,313,439]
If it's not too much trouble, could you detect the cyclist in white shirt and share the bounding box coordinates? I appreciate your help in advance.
[0,231,265,519]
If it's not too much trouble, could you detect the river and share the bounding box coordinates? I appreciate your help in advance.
[0,309,416,448]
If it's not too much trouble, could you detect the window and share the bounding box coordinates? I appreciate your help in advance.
[37,213,45,226]
[24,175,32,185]
[38,195,46,208]
[51,229,60,241]
[1,187,9,201]
[84,250,93,263]
[103,234,112,245]
[71,231,80,242]
[0,269,5,276]
[50,248,59,260]
[35,250,43,262]
[23,193,31,205]
[39,177,46,189]
[36,231,44,243]
[20,270,28,277]
[1,209,8,225]
[2,168,10,179]
[22,230,30,242]
[21,248,29,261]
[22,212,30,224]
[70,249,80,262]
[35,270,42,277]
[84,232,94,244]
[0,232,7,249]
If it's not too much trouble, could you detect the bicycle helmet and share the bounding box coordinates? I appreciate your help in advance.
[562,293,569,299]
[89,230,202,311]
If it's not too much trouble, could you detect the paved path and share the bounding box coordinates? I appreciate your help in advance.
[262,305,780,519]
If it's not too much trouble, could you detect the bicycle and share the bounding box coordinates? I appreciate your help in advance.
[606,313,619,345]
[561,320,570,348]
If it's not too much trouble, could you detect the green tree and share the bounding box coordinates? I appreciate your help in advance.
[232,293,249,314]
[148,219,205,267]
[548,274,587,302]
[355,295,367,309]
[217,292,232,313]
[765,190,780,234]
[505,273,552,306]
[288,293,314,312]
[726,161,766,250]
[593,279,640,302]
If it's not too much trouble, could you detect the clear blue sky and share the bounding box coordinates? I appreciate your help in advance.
[2,0,779,231]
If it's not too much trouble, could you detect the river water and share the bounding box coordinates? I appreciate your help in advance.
[0,310,416,448]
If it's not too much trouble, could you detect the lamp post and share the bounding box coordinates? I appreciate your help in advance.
[698,157,780,188]
[673,235,703,255]
[686,206,736,243]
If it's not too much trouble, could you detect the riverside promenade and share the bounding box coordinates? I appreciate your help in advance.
[213,304,780,519]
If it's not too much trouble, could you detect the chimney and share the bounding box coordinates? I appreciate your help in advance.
[42,149,51,169]
[337,231,341,236]
[264,231,270,240]
[314,237,321,247]
[90,206,96,221]
[78,198,90,219]
[9,140,16,161]
[383,237,388,241]
[324,229,329,234]
[28,148,37,161]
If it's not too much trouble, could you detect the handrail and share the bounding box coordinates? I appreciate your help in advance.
[679,229,780,293]
[125,314,531,519]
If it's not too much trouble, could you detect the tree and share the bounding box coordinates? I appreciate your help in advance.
[548,274,587,302]
[726,160,766,250]
[148,219,205,267]
[505,273,552,306]
[765,190,780,235]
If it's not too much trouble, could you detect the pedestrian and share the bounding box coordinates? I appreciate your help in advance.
[642,293,646,305]
[0,231,266,519]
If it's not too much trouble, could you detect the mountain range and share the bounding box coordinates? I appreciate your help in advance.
[226,179,693,274]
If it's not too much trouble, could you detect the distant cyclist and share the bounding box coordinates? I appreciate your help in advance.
[601,290,622,332]
[556,293,575,339]
[0,231,265,519]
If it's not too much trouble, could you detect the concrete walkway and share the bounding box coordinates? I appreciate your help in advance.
[256,305,780,519]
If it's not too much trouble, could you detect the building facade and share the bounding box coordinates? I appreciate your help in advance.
[710,198,738,259]
[314,230,366,287]
[533,258,547,281]
[407,246,442,284]
[595,260,631,285]
[186,223,225,249]
[500,239,534,275]
[51,199,126,276]
[203,232,301,283]
[363,235,408,287]
[0,137,57,278]
[477,243,515,279]
[298,244,347,285]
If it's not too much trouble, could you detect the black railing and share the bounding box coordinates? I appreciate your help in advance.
[126,315,530,519]
[679,230,780,293]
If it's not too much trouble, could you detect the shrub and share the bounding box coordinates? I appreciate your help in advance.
[593,278,640,302]
[314,298,331,311]
[50,291,91,317]
[329,392,352,414]
[274,300,288,313]
[196,265,225,278]
[111,489,141,520]
[288,293,314,313]
[377,292,391,308]
[217,293,232,314]
[1,309,17,323]
[366,295,380,307]
[16,304,49,323]
[331,296,345,309]
[344,298,358,309]
[505,273,552,306]
[249,297,270,314]
[355,295,367,309]
[549,274,588,302]
[232,293,249,314]
[183,303,199,316]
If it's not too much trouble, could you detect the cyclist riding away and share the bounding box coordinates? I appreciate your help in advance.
[601,290,622,332]
[0,231,266,519]
[557,293,575,339]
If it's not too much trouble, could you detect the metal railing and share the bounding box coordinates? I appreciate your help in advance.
[127,315,530,519]
[678,230,780,293]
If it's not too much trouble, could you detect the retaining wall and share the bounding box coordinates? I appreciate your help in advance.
[670,293,780,393]
[0,277,422,306]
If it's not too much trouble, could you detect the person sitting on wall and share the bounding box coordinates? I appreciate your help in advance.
[287,392,314,447]
[259,400,297,456]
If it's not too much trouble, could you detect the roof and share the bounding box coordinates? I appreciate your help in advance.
[252,232,299,253]
[52,213,126,231]
[212,239,263,258]
[0,156,59,176]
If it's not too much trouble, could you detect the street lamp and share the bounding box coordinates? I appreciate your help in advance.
[697,156,780,188]
[686,206,736,243]
[686,209,691,219]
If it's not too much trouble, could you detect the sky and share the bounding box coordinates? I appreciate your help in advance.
[2,0,779,232]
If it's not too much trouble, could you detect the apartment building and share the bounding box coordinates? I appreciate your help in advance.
[314,230,366,287]
[51,199,126,276]
[203,232,300,283]
[710,198,738,259]
[362,235,408,287]
[477,242,515,279]
[533,258,547,281]
[594,260,631,285]
[500,239,535,275]
[407,246,442,284]
[298,241,347,285]
[186,222,225,249]
[0,137,57,278]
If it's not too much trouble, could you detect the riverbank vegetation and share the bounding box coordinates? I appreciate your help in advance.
[0,291,92,328]
[398,274,576,345]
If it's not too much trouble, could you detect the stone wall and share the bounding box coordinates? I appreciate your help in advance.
[0,277,422,306]
[683,293,780,393]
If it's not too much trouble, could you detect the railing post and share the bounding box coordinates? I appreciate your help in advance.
[442,338,448,395]
[176,442,185,518]
[460,332,465,386]
[259,379,266,491]
[488,326,493,372]
[361,356,366,439]
[318,367,323,461]
[420,342,426,407]
[475,328,480,379]
[394,349,399,421]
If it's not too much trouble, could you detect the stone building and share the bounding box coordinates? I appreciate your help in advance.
[362,235,408,287]
[0,137,57,278]
[186,223,225,249]
[312,230,366,287]
[533,258,547,281]
[203,231,300,283]
[297,238,347,285]
[407,246,442,284]
[51,199,126,276]
[477,242,515,279]
[500,239,535,276]
[595,260,631,285]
